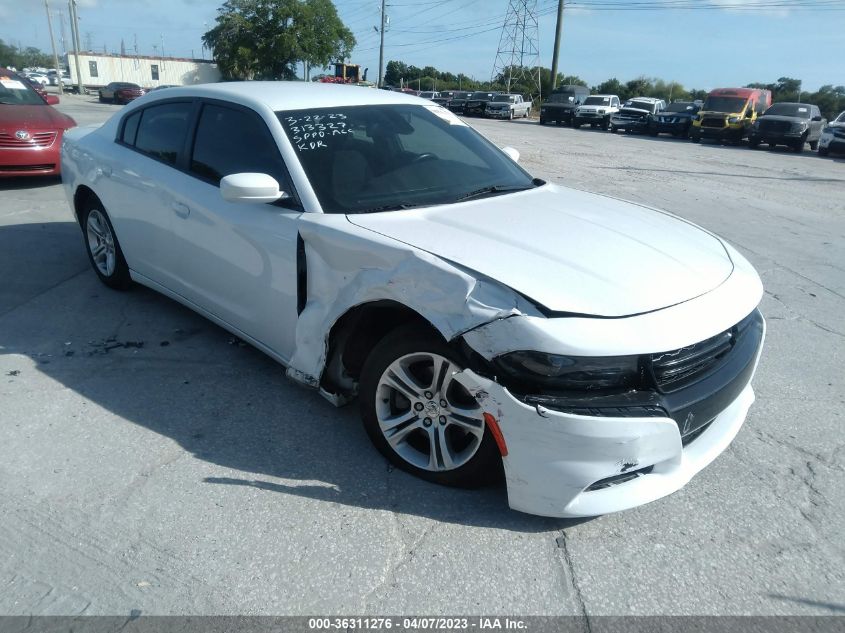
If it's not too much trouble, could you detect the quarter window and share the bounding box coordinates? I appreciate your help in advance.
[134,102,193,166]
[121,110,141,145]
[190,103,288,188]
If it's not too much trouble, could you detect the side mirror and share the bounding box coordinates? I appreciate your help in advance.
[45,94,60,105]
[220,173,286,204]
[812,115,822,122]
[501,146,520,163]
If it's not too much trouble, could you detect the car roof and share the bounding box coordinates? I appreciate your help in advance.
[588,94,617,98]
[141,81,426,111]
[626,96,663,102]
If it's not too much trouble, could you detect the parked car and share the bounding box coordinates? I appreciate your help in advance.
[539,85,590,125]
[609,97,665,133]
[748,102,824,152]
[649,101,701,137]
[572,94,620,129]
[818,110,845,157]
[417,91,440,100]
[0,67,76,177]
[446,91,472,114]
[61,82,765,518]
[99,82,146,104]
[432,90,459,107]
[463,91,498,117]
[26,72,51,86]
[484,93,530,120]
[48,71,73,88]
[149,84,180,92]
[689,87,771,143]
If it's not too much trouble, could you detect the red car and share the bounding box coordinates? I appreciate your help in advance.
[98,82,146,104]
[0,67,76,177]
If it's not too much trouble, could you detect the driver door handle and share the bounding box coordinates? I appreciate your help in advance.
[172,202,191,218]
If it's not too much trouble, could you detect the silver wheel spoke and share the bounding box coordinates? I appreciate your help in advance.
[383,363,423,401]
[431,425,454,470]
[429,356,450,392]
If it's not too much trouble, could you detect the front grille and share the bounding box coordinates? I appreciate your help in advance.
[0,163,55,172]
[651,312,755,391]
[758,119,791,133]
[701,117,726,128]
[0,131,58,149]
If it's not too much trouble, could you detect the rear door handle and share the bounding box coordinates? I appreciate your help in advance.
[172,202,191,218]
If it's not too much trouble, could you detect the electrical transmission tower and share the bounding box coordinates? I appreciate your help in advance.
[491,0,541,98]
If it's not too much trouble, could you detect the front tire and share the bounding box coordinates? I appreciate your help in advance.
[81,200,131,290]
[359,325,502,488]
[819,146,829,156]
[809,139,819,151]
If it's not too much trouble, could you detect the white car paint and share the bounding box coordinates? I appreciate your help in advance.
[61,82,765,517]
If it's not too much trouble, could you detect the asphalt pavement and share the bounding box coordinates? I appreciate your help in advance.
[0,94,842,616]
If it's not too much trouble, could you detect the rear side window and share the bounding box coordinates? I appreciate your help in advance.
[134,102,192,165]
[121,110,141,145]
[190,103,288,187]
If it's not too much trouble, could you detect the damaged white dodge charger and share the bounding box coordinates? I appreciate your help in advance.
[61,83,765,518]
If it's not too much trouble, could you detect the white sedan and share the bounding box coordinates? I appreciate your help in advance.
[61,82,765,518]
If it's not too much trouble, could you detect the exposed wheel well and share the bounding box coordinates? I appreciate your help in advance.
[73,185,99,226]
[321,301,442,397]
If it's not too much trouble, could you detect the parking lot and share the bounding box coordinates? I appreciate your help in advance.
[1,93,843,616]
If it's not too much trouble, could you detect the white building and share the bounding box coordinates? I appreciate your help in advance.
[66,52,220,89]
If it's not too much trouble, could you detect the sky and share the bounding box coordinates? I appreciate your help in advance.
[1,0,843,92]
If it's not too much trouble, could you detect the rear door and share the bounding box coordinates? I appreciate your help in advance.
[99,100,195,288]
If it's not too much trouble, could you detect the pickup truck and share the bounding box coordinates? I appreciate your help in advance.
[609,97,665,133]
[748,102,825,153]
[484,93,531,120]
[572,95,621,130]
[463,91,499,117]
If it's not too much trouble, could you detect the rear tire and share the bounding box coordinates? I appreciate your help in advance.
[809,139,819,151]
[819,147,829,156]
[80,199,132,290]
[359,324,502,488]
[748,138,761,149]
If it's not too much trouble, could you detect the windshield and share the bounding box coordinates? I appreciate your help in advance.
[278,104,536,214]
[665,102,695,113]
[0,73,47,105]
[623,100,656,112]
[584,96,611,106]
[764,103,811,118]
[469,92,494,99]
[547,93,575,103]
[703,96,747,113]
[492,95,514,103]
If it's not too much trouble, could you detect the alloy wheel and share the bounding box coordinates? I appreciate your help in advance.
[374,352,485,472]
[86,209,116,276]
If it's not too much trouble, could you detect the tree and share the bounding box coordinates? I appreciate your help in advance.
[202,0,354,80]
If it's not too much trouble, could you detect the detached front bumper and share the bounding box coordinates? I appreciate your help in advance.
[460,304,765,518]
[466,374,757,517]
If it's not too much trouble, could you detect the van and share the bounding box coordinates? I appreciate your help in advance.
[690,87,772,142]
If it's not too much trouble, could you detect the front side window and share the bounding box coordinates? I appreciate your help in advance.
[134,102,192,165]
[278,104,535,214]
[190,103,289,189]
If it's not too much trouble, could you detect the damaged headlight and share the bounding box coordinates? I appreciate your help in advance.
[494,351,640,390]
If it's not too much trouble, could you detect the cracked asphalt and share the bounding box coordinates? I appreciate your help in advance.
[0,95,843,616]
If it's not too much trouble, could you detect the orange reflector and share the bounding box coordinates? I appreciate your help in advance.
[483,412,508,457]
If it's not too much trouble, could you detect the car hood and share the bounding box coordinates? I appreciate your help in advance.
[578,105,609,112]
[616,107,651,116]
[0,104,76,130]
[347,184,734,317]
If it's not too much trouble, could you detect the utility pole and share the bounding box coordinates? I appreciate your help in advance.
[45,0,64,94]
[549,0,564,91]
[68,0,83,94]
[377,0,386,87]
